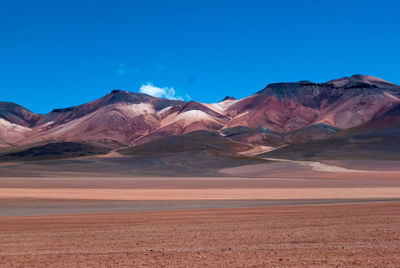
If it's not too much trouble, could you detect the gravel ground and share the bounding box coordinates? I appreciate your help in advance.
[1,202,399,267]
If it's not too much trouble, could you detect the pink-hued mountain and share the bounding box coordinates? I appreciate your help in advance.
[0,75,399,152]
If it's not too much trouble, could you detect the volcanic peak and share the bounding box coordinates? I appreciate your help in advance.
[221,96,236,102]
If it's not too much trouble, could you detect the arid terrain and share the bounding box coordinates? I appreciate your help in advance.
[1,202,400,267]
[1,74,399,266]
[1,159,400,267]
[2,0,399,263]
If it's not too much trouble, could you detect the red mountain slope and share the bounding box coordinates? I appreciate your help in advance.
[0,75,398,151]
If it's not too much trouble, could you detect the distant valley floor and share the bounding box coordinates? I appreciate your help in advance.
[0,159,400,216]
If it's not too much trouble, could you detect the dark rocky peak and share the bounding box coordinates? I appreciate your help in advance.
[107,90,186,109]
[256,75,398,102]
[106,90,153,104]
[0,102,34,113]
[258,75,397,97]
[255,80,347,109]
[256,81,330,98]
[51,107,76,113]
[0,102,39,127]
[264,81,319,89]
[49,90,185,117]
[110,89,128,94]
[221,96,236,102]
[326,74,397,89]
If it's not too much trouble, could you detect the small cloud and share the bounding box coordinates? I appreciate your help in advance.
[117,63,139,76]
[139,83,189,101]
[153,63,165,71]
[185,93,192,101]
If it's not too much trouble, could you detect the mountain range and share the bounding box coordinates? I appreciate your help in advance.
[1,74,399,162]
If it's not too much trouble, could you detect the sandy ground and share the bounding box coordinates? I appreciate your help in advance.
[239,145,275,156]
[1,165,400,216]
[262,157,376,172]
[221,160,400,179]
[1,160,400,266]
[0,202,399,267]
[4,198,399,217]
[323,160,400,171]
[1,172,400,216]
[2,187,400,200]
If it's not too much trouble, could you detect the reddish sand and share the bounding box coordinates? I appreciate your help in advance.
[1,160,399,266]
[1,187,400,200]
[2,174,400,217]
[1,202,400,267]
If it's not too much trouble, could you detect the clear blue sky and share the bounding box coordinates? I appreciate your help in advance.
[1,0,399,113]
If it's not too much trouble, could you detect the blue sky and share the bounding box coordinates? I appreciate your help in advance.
[1,0,399,113]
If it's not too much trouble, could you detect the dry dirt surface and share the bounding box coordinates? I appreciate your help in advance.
[220,160,400,179]
[0,202,400,267]
[2,174,400,216]
[1,160,399,267]
[2,187,400,200]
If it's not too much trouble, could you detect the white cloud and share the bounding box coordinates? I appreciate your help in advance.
[139,83,187,100]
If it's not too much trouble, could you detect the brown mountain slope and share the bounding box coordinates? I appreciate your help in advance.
[0,102,39,127]
[0,75,398,155]
[119,130,250,155]
[259,104,400,161]
[225,75,399,132]
[0,142,110,161]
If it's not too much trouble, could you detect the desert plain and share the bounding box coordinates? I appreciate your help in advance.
[1,159,400,267]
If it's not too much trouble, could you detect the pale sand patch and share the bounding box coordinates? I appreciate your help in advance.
[94,150,124,158]
[239,145,275,156]
[1,187,400,200]
[221,162,400,179]
[261,157,400,173]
